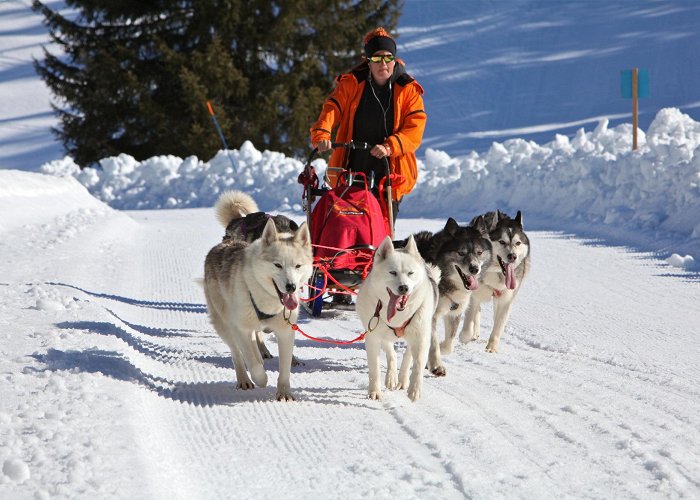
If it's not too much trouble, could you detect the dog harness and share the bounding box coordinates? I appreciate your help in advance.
[249,292,281,320]
[371,300,416,337]
[488,286,505,298]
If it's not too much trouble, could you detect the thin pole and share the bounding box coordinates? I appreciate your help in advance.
[632,68,638,151]
[206,101,238,172]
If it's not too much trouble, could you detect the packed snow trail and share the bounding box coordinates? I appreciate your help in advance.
[2,197,700,498]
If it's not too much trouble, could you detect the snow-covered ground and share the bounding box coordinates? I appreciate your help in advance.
[2,171,700,498]
[1,1,700,498]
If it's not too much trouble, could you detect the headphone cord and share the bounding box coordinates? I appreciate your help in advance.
[369,72,392,138]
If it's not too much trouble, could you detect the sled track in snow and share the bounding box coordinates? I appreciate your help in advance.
[27,209,700,498]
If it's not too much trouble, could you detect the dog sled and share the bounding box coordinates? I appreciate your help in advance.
[298,141,396,316]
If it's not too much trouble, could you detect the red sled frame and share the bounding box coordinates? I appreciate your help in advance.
[298,141,394,316]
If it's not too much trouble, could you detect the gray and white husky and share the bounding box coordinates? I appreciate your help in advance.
[356,236,441,402]
[214,190,301,360]
[407,217,492,374]
[457,210,531,353]
[203,193,313,401]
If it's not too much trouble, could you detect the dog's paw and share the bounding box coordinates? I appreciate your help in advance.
[251,367,268,387]
[236,379,255,390]
[459,332,479,344]
[439,341,453,355]
[407,384,421,402]
[385,371,399,390]
[485,342,499,353]
[276,391,295,402]
[430,365,447,377]
[368,391,383,400]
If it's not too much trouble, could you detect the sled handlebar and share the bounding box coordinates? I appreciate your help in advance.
[330,140,373,150]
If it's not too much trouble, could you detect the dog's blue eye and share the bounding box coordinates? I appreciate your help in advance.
[274,263,283,269]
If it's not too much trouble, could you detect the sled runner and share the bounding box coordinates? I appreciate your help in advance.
[298,141,395,316]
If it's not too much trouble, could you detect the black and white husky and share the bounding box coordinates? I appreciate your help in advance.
[402,218,492,375]
[457,210,531,353]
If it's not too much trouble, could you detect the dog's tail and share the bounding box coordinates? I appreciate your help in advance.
[214,190,258,227]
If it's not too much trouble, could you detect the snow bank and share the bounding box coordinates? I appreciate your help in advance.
[409,108,700,241]
[41,141,304,212]
[0,170,111,234]
[40,108,700,264]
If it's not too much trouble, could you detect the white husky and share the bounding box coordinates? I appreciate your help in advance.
[356,236,440,402]
[459,211,531,353]
[203,201,313,401]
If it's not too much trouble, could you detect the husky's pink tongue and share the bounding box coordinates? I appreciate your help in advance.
[466,275,479,291]
[281,293,298,310]
[505,263,517,290]
[386,288,408,323]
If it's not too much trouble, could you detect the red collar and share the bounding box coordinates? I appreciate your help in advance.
[373,300,416,337]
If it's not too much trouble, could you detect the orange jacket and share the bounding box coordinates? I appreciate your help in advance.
[310,63,426,201]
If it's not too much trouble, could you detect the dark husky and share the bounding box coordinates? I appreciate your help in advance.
[398,217,492,375]
[457,210,531,353]
[217,191,298,243]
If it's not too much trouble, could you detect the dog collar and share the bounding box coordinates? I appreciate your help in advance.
[488,286,504,298]
[372,300,416,338]
[249,292,280,320]
[389,316,414,338]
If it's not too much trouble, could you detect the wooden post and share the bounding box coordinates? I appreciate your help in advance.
[632,68,638,150]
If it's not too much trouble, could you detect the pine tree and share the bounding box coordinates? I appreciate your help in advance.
[32,0,401,166]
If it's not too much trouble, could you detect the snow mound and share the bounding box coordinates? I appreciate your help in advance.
[41,140,304,211]
[3,458,30,483]
[0,170,112,234]
[666,254,695,270]
[39,109,700,263]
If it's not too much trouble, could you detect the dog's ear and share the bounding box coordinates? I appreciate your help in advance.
[472,215,488,235]
[444,217,459,235]
[497,209,507,221]
[294,222,311,248]
[261,218,278,245]
[515,210,523,228]
[404,234,421,259]
[375,236,394,262]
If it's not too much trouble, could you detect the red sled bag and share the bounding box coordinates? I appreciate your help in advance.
[311,173,390,269]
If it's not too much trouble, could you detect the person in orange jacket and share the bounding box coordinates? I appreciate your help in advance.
[310,27,427,222]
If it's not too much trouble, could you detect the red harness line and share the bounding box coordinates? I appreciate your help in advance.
[299,244,373,303]
[286,299,410,345]
[290,243,376,343]
[290,322,367,345]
